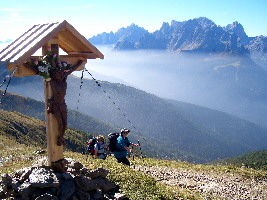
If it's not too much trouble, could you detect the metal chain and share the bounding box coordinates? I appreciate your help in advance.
[84,68,147,142]
[76,66,85,111]
[0,66,18,104]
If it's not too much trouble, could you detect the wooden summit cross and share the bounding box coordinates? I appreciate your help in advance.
[0,20,104,172]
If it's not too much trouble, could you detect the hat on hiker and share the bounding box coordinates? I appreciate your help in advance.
[121,128,130,134]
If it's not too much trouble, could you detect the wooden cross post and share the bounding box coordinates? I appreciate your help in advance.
[43,43,65,172]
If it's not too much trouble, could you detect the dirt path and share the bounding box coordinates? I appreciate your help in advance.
[134,165,267,199]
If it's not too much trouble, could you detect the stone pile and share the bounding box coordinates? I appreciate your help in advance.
[0,157,127,200]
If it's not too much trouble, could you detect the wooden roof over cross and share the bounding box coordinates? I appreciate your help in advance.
[0,20,104,77]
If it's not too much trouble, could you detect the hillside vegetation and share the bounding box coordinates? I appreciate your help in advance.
[211,149,267,170]
[2,71,267,163]
[1,111,267,199]
[0,110,96,153]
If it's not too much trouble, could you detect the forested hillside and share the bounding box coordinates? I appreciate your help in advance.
[211,150,267,170]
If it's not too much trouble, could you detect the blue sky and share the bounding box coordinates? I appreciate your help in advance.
[0,0,266,42]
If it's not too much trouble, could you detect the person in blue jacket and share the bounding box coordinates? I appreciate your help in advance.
[113,128,139,166]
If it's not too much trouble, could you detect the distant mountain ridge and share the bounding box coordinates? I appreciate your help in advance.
[89,17,266,56]
[89,23,149,45]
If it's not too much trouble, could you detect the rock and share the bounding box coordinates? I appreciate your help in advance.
[92,178,117,193]
[32,157,49,167]
[17,182,34,200]
[29,168,60,188]
[86,168,109,179]
[34,150,46,155]
[64,158,83,170]
[92,188,103,200]
[114,192,127,200]
[76,188,91,200]
[35,192,59,200]
[68,194,79,200]
[59,179,76,200]
[2,174,12,188]
[0,183,6,197]
[61,172,73,180]
[13,167,32,183]
[74,175,98,191]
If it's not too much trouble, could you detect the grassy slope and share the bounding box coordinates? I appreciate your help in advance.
[0,91,117,135]
[0,110,96,152]
[1,110,267,199]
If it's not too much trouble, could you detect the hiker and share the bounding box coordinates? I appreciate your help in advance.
[114,128,139,166]
[87,137,97,156]
[94,135,106,159]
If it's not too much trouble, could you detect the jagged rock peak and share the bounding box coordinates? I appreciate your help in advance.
[224,21,249,45]
[127,23,141,28]
[224,21,246,35]
[247,35,267,52]
[118,23,147,32]
[192,17,215,25]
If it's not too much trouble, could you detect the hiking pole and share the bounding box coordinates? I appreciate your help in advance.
[138,140,142,158]
[132,145,135,161]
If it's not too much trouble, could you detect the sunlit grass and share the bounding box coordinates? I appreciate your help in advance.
[0,135,45,174]
[1,138,267,199]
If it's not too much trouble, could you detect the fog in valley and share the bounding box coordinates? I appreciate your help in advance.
[73,45,267,127]
[80,46,217,106]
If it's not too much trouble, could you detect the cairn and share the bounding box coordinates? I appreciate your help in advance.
[0,157,127,200]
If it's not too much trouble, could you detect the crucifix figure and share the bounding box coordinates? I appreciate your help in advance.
[47,60,83,146]
[24,53,83,146]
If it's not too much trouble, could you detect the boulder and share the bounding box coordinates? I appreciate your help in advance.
[29,168,60,188]
[86,168,109,179]
[74,175,98,191]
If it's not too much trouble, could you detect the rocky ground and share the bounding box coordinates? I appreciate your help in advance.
[134,165,267,199]
[0,157,126,200]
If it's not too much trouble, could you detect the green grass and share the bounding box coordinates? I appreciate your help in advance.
[2,137,267,199]
[1,110,267,199]
[0,135,40,174]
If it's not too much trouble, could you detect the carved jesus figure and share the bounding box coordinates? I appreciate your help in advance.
[24,59,83,146]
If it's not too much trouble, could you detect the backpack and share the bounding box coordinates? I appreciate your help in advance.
[87,138,97,155]
[108,132,120,152]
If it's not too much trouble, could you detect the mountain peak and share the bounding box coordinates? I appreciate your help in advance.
[193,17,215,25]
[224,21,249,45]
[224,21,245,33]
[128,23,139,28]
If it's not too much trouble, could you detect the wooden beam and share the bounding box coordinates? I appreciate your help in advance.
[67,52,98,59]
[59,56,87,71]
[8,63,36,77]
